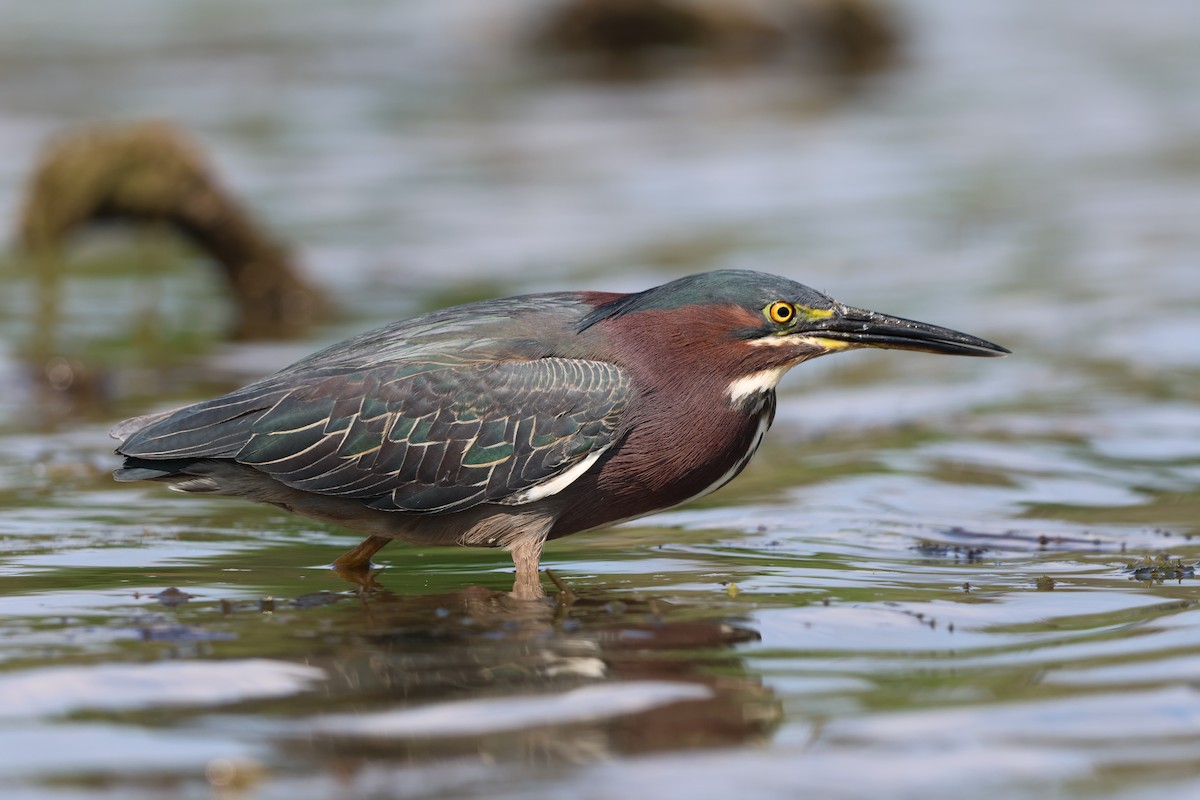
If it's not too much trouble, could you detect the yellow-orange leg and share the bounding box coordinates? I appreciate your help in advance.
[331,535,391,587]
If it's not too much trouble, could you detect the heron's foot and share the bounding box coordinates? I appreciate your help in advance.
[331,561,383,591]
[544,568,577,607]
[331,535,391,590]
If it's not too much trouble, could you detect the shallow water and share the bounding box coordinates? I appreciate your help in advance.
[1,1,1199,798]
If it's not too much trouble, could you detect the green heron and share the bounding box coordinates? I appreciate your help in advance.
[112,270,1007,596]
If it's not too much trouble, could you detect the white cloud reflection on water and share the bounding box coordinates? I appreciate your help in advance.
[0,659,324,719]
[313,681,712,739]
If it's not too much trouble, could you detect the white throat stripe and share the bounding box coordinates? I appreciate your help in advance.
[727,366,788,405]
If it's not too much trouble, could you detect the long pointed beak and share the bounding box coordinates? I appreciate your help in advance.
[810,306,1009,357]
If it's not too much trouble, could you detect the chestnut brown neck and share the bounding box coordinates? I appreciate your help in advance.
[590,303,786,406]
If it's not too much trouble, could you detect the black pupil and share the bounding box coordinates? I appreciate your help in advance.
[777,305,791,320]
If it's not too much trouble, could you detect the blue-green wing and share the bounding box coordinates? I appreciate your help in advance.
[116,358,632,513]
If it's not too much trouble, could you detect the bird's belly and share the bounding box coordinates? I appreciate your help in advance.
[548,403,772,538]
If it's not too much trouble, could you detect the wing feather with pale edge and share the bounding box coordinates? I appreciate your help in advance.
[115,358,632,513]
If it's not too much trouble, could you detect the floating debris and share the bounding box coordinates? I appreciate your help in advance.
[528,0,903,82]
[913,539,988,563]
[935,526,1109,553]
[1124,555,1197,582]
[152,587,195,608]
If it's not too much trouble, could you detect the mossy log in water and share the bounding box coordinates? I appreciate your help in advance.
[17,120,327,341]
[529,0,903,81]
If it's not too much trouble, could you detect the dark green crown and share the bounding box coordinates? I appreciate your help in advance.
[579,270,834,331]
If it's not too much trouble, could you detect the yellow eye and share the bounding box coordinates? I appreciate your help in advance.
[767,301,795,325]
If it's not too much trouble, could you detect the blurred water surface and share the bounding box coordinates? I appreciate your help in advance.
[0,1,1198,798]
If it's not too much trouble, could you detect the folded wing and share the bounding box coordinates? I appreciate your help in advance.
[115,358,632,513]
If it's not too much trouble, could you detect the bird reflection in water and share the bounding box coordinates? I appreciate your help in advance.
[273,585,780,772]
